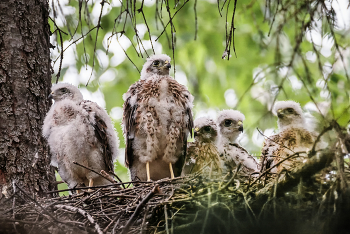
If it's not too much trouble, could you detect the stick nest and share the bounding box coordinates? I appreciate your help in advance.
[1,149,350,234]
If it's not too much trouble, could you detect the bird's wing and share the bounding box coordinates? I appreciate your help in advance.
[122,83,140,168]
[260,134,280,172]
[229,143,259,173]
[179,84,194,175]
[181,141,197,175]
[186,107,194,138]
[175,106,194,175]
[81,100,118,173]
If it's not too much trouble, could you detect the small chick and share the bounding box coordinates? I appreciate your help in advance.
[182,117,222,177]
[260,101,316,174]
[216,110,259,177]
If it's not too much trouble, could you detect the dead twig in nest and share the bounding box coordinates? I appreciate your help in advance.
[121,185,160,234]
[73,161,117,185]
[255,150,334,202]
[55,204,103,234]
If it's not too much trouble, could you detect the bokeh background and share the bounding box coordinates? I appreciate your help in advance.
[49,0,350,194]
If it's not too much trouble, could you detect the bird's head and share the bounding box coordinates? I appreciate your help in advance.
[274,101,305,131]
[49,83,83,103]
[193,117,218,143]
[140,54,171,80]
[217,110,245,144]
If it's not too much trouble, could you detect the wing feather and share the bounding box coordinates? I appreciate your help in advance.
[81,100,116,173]
[260,134,279,172]
[122,90,138,168]
[230,143,259,171]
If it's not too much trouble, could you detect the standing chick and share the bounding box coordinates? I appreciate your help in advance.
[122,54,193,181]
[217,110,259,177]
[43,83,119,190]
[182,117,222,176]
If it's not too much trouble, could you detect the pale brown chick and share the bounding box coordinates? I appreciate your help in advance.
[182,117,222,177]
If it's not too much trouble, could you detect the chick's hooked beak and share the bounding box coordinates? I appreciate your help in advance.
[238,121,243,132]
[277,109,284,118]
[163,60,171,69]
[194,127,199,137]
[48,92,54,99]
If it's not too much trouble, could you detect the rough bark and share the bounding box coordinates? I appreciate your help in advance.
[0,0,55,197]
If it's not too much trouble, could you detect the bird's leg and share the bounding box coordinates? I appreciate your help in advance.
[169,163,174,179]
[146,161,151,181]
[88,178,93,192]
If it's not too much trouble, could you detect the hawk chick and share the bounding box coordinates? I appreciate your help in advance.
[182,117,222,176]
[43,83,119,190]
[217,110,259,177]
[260,101,315,174]
[122,54,193,181]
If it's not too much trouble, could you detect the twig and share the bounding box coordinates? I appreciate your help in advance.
[103,214,121,233]
[257,128,295,153]
[140,206,149,234]
[55,204,103,234]
[46,183,119,194]
[121,185,160,234]
[310,125,333,155]
[107,170,126,189]
[112,217,121,234]
[72,161,116,184]
[255,150,334,202]
[250,151,305,187]
[164,204,169,234]
[200,187,211,234]
[14,184,59,223]
[86,0,108,86]
[48,16,67,83]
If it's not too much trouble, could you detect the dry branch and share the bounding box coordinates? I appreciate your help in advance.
[121,185,160,234]
[255,150,334,201]
[55,204,103,234]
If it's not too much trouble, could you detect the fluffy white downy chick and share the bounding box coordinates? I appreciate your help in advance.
[43,83,119,190]
[260,101,316,174]
[216,110,259,177]
[182,117,222,177]
[123,54,194,181]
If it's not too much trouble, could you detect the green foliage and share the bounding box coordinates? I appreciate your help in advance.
[50,0,350,184]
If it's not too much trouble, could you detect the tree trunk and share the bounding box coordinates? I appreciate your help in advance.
[0,0,55,198]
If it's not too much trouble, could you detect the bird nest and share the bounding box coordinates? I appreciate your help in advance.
[1,149,350,234]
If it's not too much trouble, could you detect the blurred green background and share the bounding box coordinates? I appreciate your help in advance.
[49,0,350,194]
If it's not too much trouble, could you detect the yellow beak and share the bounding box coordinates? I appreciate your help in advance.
[163,60,171,69]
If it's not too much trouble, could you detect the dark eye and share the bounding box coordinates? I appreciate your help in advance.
[224,120,232,127]
[203,126,211,132]
[61,88,68,93]
[286,108,294,113]
[153,60,160,66]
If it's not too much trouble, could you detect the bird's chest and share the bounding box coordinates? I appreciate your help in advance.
[197,143,216,159]
[139,79,182,133]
